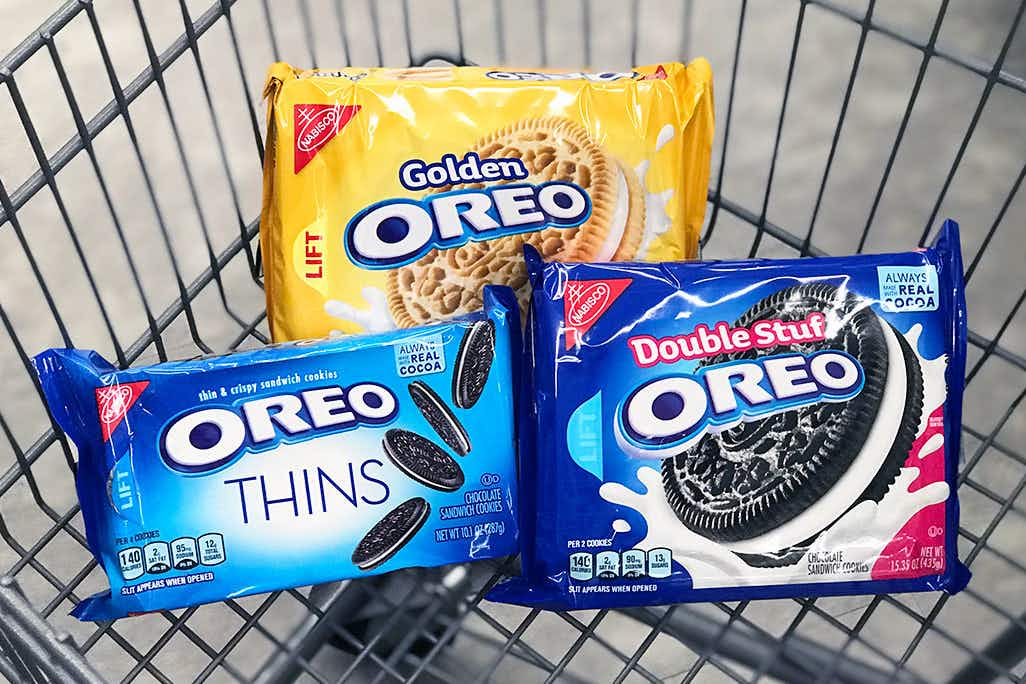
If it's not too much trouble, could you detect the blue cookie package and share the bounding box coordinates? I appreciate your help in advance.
[35,287,520,620]
[489,220,970,610]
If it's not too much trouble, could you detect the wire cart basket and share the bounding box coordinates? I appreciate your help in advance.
[1,0,1025,682]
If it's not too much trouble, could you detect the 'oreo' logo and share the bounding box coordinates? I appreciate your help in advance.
[160,384,398,473]
[345,182,591,269]
[619,351,864,451]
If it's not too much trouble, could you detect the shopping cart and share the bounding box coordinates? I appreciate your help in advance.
[1,0,1024,681]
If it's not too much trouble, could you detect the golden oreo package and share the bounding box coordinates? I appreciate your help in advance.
[260,62,714,340]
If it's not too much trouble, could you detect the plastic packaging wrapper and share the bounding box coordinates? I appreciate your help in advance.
[491,221,970,609]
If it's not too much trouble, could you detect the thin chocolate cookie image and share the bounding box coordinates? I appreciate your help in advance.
[409,381,471,456]
[351,497,431,571]
[452,320,495,409]
[662,283,924,566]
[383,428,465,492]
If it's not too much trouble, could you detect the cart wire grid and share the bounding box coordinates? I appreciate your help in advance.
[1,1,1025,682]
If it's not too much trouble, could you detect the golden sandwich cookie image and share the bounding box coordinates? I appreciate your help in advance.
[387,117,646,327]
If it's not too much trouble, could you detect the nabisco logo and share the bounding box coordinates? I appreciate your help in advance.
[95,381,149,442]
[297,108,339,152]
[293,104,361,174]
[98,386,132,423]
[568,282,611,327]
[563,278,631,349]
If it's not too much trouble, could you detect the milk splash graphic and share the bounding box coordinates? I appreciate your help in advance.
[325,287,397,335]
[598,325,950,587]
[635,124,677,259]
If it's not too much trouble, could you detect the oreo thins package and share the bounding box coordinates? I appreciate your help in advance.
[34,287,519,620]
[490,221,970,610]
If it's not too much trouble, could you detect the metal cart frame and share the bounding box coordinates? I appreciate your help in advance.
[1,1,1025,682]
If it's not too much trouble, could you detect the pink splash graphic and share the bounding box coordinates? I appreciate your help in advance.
[872,405,947,579]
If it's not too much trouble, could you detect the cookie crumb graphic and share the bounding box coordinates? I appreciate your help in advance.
[409,380,471,455]
[383,428,465,492]
[453,321,496,409]
[351,497,431,571]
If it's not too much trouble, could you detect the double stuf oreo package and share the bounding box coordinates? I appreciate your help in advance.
[490,220,971,610]
[260,62,714,341]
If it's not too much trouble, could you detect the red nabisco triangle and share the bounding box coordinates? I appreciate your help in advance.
[293,104,361,174]
[95,381,149,442]
[642,65,668,80]
[563,279,631,349]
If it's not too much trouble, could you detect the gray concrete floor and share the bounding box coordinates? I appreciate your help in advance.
[1,0,1025,682]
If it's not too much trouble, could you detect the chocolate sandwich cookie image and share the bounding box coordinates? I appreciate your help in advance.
[383,428,465,492]
[386,117,646,326]
[661,283,924,566]
[453,320,496,409]
[409,380,471,455]
[351,497,431,571]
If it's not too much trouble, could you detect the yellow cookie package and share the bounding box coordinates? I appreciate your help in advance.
[260,62,715,340]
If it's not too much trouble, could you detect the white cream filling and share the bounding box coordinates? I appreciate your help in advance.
[418,385,470,453]
[724,321,910,554]
[594,167,630,261]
